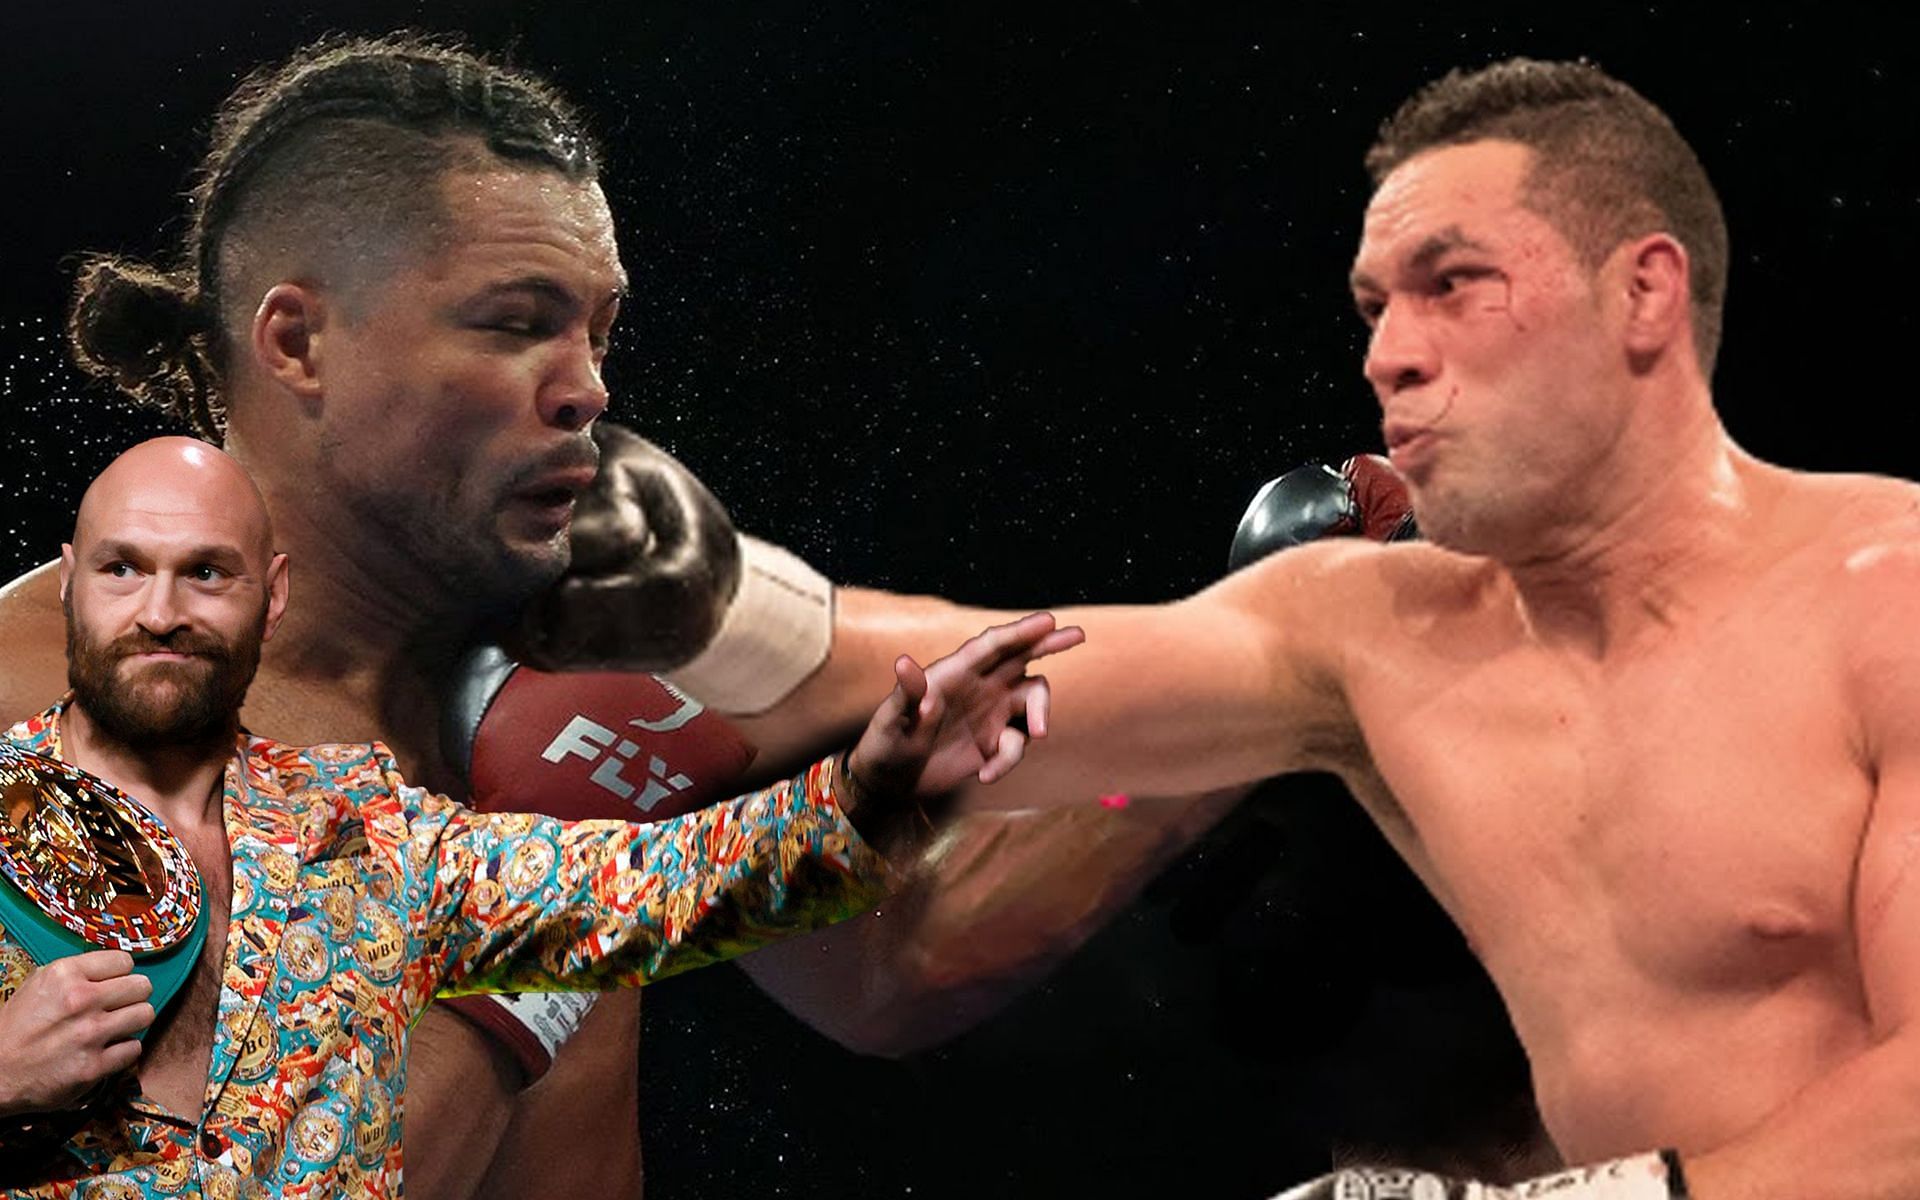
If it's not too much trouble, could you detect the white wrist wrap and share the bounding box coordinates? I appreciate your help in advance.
[1274,1151,1681,1200]
[667,535,834,714]
[493,990,597,1063]
[438,990,599,1084]
[1494,1151,1680,1200]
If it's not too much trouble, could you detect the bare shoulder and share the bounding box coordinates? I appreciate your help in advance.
[1191,538,1506,723]
[0,561,71,725]
[1778,472,1920,722]
[1795,468,1920,522]
[0,560,66,616]
[1793,472,1920,595]
[1207,535,1504,633]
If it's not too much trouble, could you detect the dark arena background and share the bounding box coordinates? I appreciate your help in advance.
[3,4,1914,1197]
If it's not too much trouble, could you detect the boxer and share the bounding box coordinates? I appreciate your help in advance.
[699,60,1920,1198]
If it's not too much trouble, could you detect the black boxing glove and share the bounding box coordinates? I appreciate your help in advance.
[1271,1151,1688,1200]
[435,645,760,1085]
[1229,453,1419,571]
[514,423,833,714]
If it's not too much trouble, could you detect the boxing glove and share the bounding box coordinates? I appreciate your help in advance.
[1229,453,1418,571]
[440,644,757,824]
[513,422,834,714]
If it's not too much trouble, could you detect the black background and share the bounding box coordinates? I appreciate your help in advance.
[1,4,1913,1197]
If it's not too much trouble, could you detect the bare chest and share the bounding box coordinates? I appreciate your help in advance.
[137,830,232,1120]
[1345,612,1872,1001]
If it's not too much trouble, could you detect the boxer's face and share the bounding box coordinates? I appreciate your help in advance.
[61,471,285,748]
[311,166,625,612]
[1351,140,1631,556]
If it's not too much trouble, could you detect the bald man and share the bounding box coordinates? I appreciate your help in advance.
[0,439,1075,1196]
[10,439,289,1134]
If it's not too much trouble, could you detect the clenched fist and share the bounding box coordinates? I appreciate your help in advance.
[508,422,834,713]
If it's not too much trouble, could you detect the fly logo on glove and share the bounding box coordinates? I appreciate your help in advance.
[541,715,698,813]
[436,651,760,1090]
[444,646,759,825]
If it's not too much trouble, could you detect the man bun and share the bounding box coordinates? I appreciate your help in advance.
[67,256,221,439]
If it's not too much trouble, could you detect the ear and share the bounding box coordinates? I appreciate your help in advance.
[250,283,332,401]
[58,544,74,604]
[261,552,291,643]
[1620,233,1693,371]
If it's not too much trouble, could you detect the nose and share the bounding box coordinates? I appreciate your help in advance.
[1362,301,1441,398]
[135,578,188,639]
[538,339,610,432]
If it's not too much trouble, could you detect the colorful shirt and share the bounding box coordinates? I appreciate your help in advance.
[0,702,886,1198]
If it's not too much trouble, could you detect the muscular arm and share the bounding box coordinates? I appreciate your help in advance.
[739,547,1372,1053]
[1682,549,1920,1200]
[742,551,1361,798]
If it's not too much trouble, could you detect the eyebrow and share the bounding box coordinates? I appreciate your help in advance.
[472,274,629,310]
[1350,225,1492,293]
[90,540,248,570]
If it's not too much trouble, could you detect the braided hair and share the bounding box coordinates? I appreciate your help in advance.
[67,33,601,439]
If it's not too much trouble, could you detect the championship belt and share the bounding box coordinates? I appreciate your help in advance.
[0,742,206,1030]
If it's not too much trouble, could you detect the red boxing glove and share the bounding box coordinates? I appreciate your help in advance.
[1337,453,1417,543]
[443,646,758,822]
[436,648,760,1083]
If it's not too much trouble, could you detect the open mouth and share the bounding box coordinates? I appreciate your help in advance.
[512,464,597,509]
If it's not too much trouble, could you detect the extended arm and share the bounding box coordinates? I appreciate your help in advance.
[748,550,1362,803]
[506,432,1389,1050]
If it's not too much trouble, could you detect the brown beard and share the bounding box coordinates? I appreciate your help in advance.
[64,596,265,752]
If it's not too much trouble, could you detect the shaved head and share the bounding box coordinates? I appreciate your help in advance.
[73,437,275,569]
[62,438,287,752]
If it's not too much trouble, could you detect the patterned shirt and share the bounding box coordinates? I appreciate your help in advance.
[0,702,887,1198]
